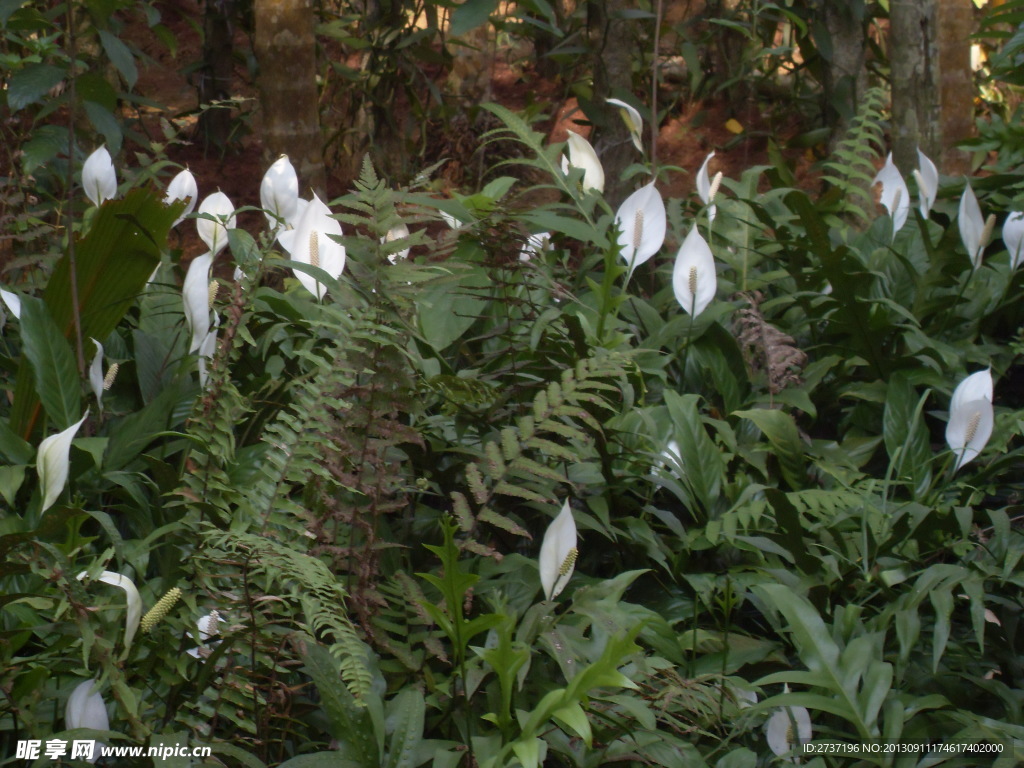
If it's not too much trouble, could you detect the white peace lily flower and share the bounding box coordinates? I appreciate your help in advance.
[76,569,142,652]
[164,168,198,227]
[260,155,299,232]
[950,368,992,412]
[561,130,605,194]
[696,152,718,222]
[959,180,986,268]
[88,338,105,411]
[1003,211,1024,270]
[913,148,938,220]
[539,500,578,601]
[82,146,117,208]
[1,288,21,320]
[37,410,89,513]
[946,369,995,472]
[765,703,813,760]
[872,153,909,241]
[607,98,643,152]
[66,680,109,763]
[672,226,717,318]
[383,221,411,263]
[615,181,666,275]
[183,251,214,354]
[519,231,552,262]
[289,193,346,300]
[196,191,236,256]
[187,610,227,659]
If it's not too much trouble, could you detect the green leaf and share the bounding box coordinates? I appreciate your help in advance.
[83,100,123,153]
[417,265,490,351]
[7,63,65,111]
[20,125,68,174]
[734,408,805,489]
[10,188,182,438]
[0,465,26,507]
[664,391,723,512]
[449,0,499,36]
[301,642,380,766]
[383,688,425,768]
[18,296,82,430]
[98,30,138,89]
[277,755,363,768]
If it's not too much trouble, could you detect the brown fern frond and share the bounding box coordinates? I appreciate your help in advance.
[734,291,808,397]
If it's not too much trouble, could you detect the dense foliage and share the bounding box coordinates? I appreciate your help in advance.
[4,1,1024,767]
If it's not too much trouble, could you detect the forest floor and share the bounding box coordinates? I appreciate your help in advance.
[131,0,822,255]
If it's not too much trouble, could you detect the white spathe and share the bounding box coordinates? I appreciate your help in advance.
[959,180,986,268]
[607,98,643,152]
[539,500,578,601]
[872,153,909,241]
[82,146,117,208]
[696,152,718,222]
[765,704,812,760]
[76,569,142,652]
[182,251,214,354]
[946,369,995,472]
[289,193,346,300]
[260,155,300,232]
[615,182,666,274]
[164,168,198,227]
[66,680,110,763]
[561,130,605,194]
[1,288,21,320]
[672,226,717,318]
[383,221,411,263]
[914,148,939,219]
[37,411,89,513]
[1003,211,1024,270]
[88,338,105,411]
[196,191,236,256]
[187,610,227,659]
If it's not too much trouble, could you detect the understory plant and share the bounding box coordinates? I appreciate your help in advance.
[2,80,1024,768]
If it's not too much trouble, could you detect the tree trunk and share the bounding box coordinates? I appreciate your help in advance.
[819,2,868,149]
[588,0,637,207]
[253,0,327,196]
[936,0,975,174]
[890,0,975,176]
[890,0,939,173]
[197,0,236,152]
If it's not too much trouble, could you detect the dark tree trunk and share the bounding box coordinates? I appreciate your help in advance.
[890,0,939,173]
[253,0,326,195]
[819,1,868,149]
[890,0,975,176]
[197,0,237,152]
[588,0,638,207]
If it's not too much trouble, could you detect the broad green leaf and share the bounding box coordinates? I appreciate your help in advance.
[10,188,182,438]
[449,0,499,36]
[735,408,805,489]
[383,688,425,768]
[20,125,68,174]
[7,63,65,111]
[18,296,82,430]
[664,391,723,512]
[98,30,138,89]
[416,265,490,351]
